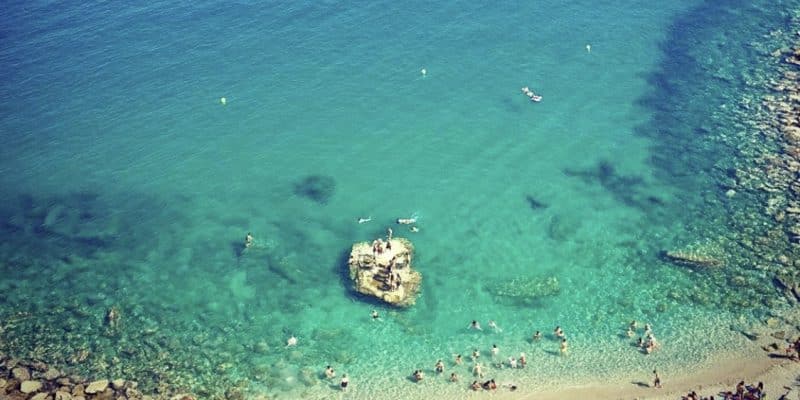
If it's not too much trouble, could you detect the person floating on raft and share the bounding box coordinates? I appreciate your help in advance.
[521,86,542,102]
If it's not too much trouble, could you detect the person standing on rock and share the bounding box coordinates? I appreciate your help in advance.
[387,227,393,240]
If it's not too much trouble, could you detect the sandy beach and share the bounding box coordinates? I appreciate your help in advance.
[490,340,800,400]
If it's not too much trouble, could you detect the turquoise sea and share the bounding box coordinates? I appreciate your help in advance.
[1,0,797,398]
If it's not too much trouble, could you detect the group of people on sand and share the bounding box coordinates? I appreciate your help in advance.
[681,380,767,400]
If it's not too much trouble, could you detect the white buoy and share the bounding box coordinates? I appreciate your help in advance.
[586,44,591,53]
[420,68,427,77]
[220,97,227,105]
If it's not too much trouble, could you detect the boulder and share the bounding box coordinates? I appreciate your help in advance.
[85,379,109,394]
[347,238,422,307]
[55,392,72,400]
[663,250,724,268]
[20,380,42,393]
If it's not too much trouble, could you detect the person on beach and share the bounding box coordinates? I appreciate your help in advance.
[324,365,336,379]
[473,362,484,378]
[245,232,254,249]
[736,381,745,397]
[435,359,445,373]
[652,369,662,388]
[471,380,482,391]
[454,354,463,365]
[560,338,568,355]
[554,326,564,339]
[340,374,349,391]
[488,320,503,333]
[469,320,482,330]
[387,227,393,240]
[519,352,527,367]
[450,372,459,382]
[489,379,497,391]
[533,330,542,341]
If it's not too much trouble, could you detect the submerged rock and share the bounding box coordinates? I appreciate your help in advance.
[663,250,724,268]
[487,276,560,305]
[347,237,422,307]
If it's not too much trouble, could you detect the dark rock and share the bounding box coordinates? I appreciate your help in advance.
[293,175,335,204]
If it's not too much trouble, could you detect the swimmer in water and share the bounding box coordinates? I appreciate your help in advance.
[435,359,444,373]
[357,217,372,224]
[533,330,542,341]
[519,352,527,367]
[554,326,564,339]
[491,344,499,358]
[421,68,427,77]
[450,372,458,382]
[488,320,503,333]
[340,374,349,391]
[469,320,482,331]
[472,362,484,378]
[454,354,463,365]
[560,338,568,355]
[410,226,420,233]
[586,44,591,53]
[245,232,254,249]
[626,327,635,338]
[286,335,298,347]
[471,349,480,361]
[371,310,380,320]
[325,365,336,379]
[397,217,417,225]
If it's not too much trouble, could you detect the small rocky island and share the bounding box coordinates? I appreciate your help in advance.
[347,236,422,307]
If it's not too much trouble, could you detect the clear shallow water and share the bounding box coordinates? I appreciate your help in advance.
[0,0,796,398]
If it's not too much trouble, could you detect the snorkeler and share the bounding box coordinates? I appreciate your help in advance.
[488,320,503,333]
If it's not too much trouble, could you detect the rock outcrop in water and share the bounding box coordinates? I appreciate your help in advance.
[663,250,724,268]
[347,237,421,307]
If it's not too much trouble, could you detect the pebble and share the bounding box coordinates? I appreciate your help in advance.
[85,379,109,394]
[12,366,31,381]
[55,392,73,400]
[31,393,48,400]
[20,380,42,393]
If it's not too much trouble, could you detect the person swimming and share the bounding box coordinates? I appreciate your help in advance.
[410,226,420,233]
[533,330,542,341]
[357,217,372,224]
[469,320,482,330]
[397,217,417,225]
[325,365,336,379]
[245,232,254,249]
[488,320,503,333]
[340,374,349,391]
[371,310,380,320]
[286,335,298,347]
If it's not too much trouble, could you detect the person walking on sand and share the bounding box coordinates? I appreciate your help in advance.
[653,369,662,388]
